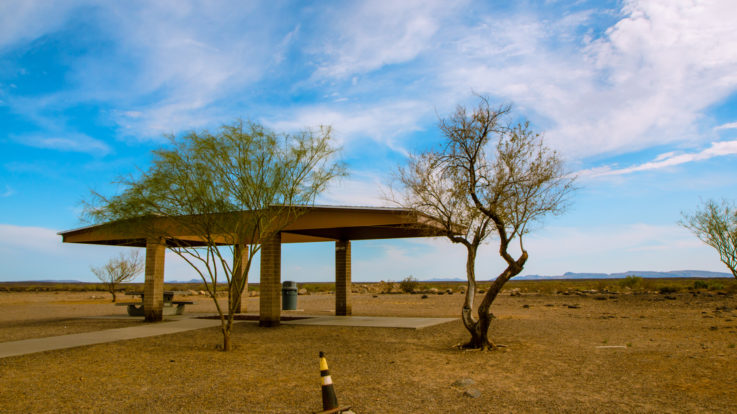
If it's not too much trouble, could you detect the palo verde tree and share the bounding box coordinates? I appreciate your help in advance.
[680,199,737,278]
[90,250,144,302]
[399,97,575,350]
[86,120,344,351]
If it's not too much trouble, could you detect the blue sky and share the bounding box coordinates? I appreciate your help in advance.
[2,0,737,283]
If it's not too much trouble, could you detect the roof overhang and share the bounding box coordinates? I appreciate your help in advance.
[58,206,458,247]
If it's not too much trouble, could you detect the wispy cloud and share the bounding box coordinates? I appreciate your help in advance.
[2,1,283,140]
[0,223,62,253]
[435,1,737,158]
[0,0,86,51]
[317,172,391,207]
[3,1,737,163]
[579,139,737,177]
[265,99,429,154]
[12,133,111,156]
[1,185,13,197]
[715,121,737,131]
[309,0,462,79]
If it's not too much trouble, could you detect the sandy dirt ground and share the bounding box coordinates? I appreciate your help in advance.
[0,290,736,413]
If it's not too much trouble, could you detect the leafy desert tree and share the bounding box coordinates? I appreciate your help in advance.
[86,120,344,351]
[398,97,575,349]
[91,251,144,302]
[680,199,737,278]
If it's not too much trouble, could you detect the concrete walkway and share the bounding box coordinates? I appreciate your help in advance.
[283,315,456,329]
[0,315,456,359]
[0,317,221,359]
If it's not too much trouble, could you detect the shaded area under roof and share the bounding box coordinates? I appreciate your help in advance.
[58,206,452,247]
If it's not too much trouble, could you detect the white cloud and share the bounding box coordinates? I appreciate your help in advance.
[318,172,391,207]
[579,139,737,177]
[12,133,111,156]
[0,224,62,253]
[437,0,737,158]
[310,0,464,79]
[265,99,430,154]
[7,0,735,160]
[715,121,737,131]
[2,2,282,140]
[79,3,278,138]
[0,0,87,50]
[3,1,737,173]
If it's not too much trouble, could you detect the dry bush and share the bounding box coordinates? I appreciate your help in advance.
[399,276,419,293]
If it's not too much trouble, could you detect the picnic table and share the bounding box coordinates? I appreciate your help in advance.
[116,291,193,316]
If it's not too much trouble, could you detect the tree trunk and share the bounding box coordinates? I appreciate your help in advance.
[462,251,528,350]
[460,244,498,350]
[221,322,232,351]
[461,246,479,341]
[111,290,117,302]
[231,243,249,313]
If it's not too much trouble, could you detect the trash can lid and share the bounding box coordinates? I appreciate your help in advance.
[282,281,298,289]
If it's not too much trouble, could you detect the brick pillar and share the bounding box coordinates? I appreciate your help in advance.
[231,243,249,314]
[143,237,165,322]
[259,232,281,327]
[335,240,352,316]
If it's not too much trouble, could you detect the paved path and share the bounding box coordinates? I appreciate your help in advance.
[0,315,456,359]
[283,315,456,329]
[0,318,221,359]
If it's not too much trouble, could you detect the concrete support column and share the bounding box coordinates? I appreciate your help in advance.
[259,232,281,327]
[231,243,249,314]
[143,237,166,322]
[335,240,352,316]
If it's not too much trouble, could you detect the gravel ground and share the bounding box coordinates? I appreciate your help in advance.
[1,290,736,413]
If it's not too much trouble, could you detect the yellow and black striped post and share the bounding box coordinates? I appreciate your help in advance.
[319,351,340,411]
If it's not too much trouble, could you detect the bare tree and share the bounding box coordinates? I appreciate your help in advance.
[85,120,344,351]
[680,199,737,278]
[398,97,575,350]
[91,251,144,302]
[393,151,495,338]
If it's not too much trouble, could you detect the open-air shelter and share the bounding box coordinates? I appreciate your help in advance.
[59,206,450,326]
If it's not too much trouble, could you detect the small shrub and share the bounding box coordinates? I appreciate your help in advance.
[377,280,395,294]
[619,275,642,289]
[594,280,609,292]
[693,280,709,290]
[399,276,419,293]
[658,286,679,294]
[708,282,725,291]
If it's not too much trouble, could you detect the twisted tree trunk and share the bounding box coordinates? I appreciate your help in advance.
[462,251,527,350]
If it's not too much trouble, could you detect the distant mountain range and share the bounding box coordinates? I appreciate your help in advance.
[3,270,734,284]
[425,270,733,282]
[4,280,87,284]
[515,270,733,280]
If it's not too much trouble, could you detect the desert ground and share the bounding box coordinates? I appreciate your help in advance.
[1,285,736,413]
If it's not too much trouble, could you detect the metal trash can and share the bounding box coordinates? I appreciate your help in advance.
[282,281,298,310]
